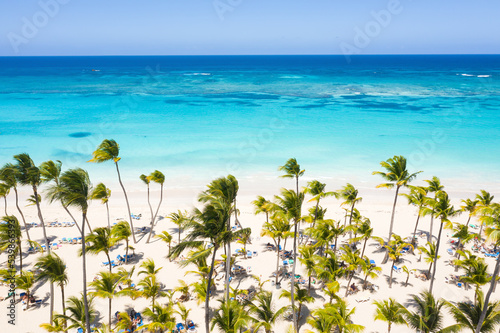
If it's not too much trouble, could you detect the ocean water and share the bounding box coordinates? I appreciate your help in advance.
[0,55,499,189]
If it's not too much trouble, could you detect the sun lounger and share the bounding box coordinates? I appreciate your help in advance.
[370,260,376,266]
[393,266,402,273]
[447,248,454,256]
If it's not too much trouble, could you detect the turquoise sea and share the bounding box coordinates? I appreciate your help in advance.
[1,55,499,189]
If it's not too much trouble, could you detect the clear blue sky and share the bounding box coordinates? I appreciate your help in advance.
[1,0,499,56]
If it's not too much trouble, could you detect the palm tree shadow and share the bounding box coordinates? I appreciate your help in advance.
[298,306,311,331]
[383,274,400,287]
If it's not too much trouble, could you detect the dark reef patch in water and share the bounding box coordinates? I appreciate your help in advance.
[69,132,92,138]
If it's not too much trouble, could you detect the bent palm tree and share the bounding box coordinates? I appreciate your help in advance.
[111,221,132,264]
[89,139,136,243]
[51,168,93,333]
[0,182,9,215]
[90,183,111,229]
[402,185,428,247]
[424,176,444,243]
[338,183,362,239]
[41,160,83,234]
[35,253,69,321]
[82,227,117,273]
[447,290,500,333]
[404,291,449,333]
[0,164,30,241]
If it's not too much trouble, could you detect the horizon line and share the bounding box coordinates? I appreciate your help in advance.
[1,53,500,58]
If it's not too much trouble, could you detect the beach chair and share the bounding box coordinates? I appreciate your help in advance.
[447,248,454,256]
[252,251,258,257]
[283,260,288,267]
[247,266,252,273]
[393,266,402,274]
[246,250,252,258]
[369,260,376,266]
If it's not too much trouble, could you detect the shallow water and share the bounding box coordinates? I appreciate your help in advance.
[1,55,499,188]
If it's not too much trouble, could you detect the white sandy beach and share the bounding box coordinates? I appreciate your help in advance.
[1,175,499,333]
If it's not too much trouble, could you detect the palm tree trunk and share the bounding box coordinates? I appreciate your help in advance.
[61,204,82,234]
[466,215,471,228]
[18,242,23,276]
[105,202,110,230]
[147,183,163,243]
[106,252,112,273]
[276,240,280,285]
[348,202,355,240]
[13,187,30,241]
[85,216,92,233]
[81,212,91,333]
[429,220,444,294]
[146,184,153,226]
[291,219,298,333]
[115,162,137,244]
[125,238,129,264]
[206,246,218,333]
[411,208,422,248]
[361,238,368,258]
[61,285,66,317]
[389,260,395,288]
[428,213,434,243]
[33,186,54,324]
[345,272,354,296]
[109,298,112,328]
[3,195,7,215]
[225,215,232,302]
[475,252,500,333]
[383,186,400,264]
[387,185,400,242]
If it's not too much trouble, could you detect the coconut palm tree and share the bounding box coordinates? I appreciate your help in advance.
[476,190,494,240]
[138,273,166,311]
[199,175,241,302]
[338,183,362,239]
[447,290,500,333]
[252,196,273,224]
[90,183,111,229]
[111,221,132,264]
[299,245,318,295]
[147,170,165,243]
[352,219,373,258]
[460,258,492,304]
[236,227,252,258]
[361,257,382,289]
[82,227,117,273]
[261,212,292,285]
[35,253,69,320]
[305,306,335,333]
[0,216,23,275]
[169,198,233,333]
[373,298,407,333]
[418,242,440,278]
[156,231,173,258]
[384,234,412,288]
[305,180,336,231]
[0,163,30,241]
[89,139,137,243]
[372,155,421,243]
[340,245,364,296]
[142,303,176,333]
[140,173,154,229]
[317,299,364,333]
[14,154,49,248]
[280,284,314,321]
[40,316,67,332]
[50,168,93,333]
[404,291,451,333]
[53,294,96,333]
[0,182,9,215]
[476,204,500,332]
[168,210,189,244]
[274,183,304,333]
[15,271,35,310]
[89,271,123,327]
[402,185,428,247]
[248,290,287,333]
[429,191,457,294]
[211,299,251,333]
[41,160,84,234]
[461,198,479,228]
[423,176,445,243]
